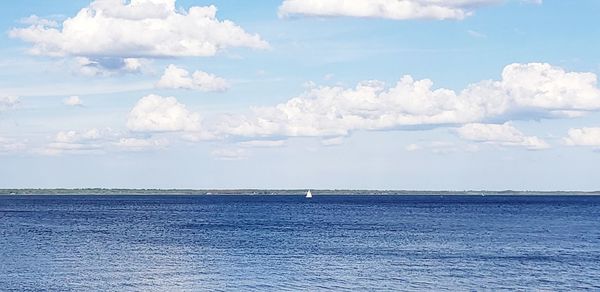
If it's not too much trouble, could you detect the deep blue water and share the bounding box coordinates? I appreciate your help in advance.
[1,195,600,291]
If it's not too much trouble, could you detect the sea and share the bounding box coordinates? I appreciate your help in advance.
[1,194,599,291]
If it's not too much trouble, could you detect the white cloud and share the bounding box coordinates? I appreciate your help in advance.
[156,65,229,92]
[123,58,143,71]
[495,63,600,112]
[457,122,549,150]
[127,94,200,132]
[0,96,20,111]
[217,63,600,139]
[10,1,268,59]
[278,0,506,20]
[115,137,169,151]
[63,95,83,106]
[211,148,248,160]
[56,129,96,143]
[564,128,600,147]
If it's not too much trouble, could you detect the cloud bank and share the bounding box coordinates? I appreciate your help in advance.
[34,62,596,155]
[218,63,600,139]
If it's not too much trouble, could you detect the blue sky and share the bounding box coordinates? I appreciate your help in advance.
[1,0,600,190]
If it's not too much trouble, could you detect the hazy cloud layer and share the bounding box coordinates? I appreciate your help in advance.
[279,0,515,20]
[40,128,168,155]
[41,128,117,155]
[0,96,19,111]
[0,137,26,154]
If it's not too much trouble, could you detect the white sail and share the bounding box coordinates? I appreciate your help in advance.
[305,190,312,198]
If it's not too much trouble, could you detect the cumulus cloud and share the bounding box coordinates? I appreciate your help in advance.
[127,94,201,132]
[217,63,600,139]
[564,128,600,147]
[278,0,508,20]
[10,0,268,75]
[457,123,549,150]
[0,96,20,111]
[63,96,83,106]
[10,1,268,59]
[116,62,597,152]
[156,65,229,92]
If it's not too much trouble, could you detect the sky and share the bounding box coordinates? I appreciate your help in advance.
[1,0,600,190]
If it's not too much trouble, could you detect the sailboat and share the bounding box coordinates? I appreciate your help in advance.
[305,190,312,199]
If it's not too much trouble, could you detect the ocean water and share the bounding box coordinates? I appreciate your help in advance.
[1,194,599,291]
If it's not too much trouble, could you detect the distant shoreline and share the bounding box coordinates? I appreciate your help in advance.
[1,189,599,196]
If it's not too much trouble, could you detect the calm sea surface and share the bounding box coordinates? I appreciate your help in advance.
[1,194,600,291]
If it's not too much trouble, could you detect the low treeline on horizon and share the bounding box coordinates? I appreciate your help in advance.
[1,189,599,195]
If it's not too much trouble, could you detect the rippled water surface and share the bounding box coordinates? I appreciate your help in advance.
[1,195,600,291]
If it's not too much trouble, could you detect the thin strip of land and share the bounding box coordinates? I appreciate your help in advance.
[1,189,599,195]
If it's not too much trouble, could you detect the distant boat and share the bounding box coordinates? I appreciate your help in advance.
[305,190,312,199]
